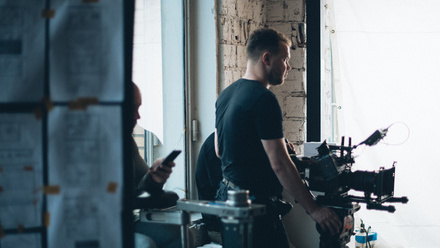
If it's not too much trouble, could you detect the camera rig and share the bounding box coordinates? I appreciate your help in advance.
[291,130,408,247]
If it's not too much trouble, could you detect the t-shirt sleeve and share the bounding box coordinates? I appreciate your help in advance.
[254,91,284,140]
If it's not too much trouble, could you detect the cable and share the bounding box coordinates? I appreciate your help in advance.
[359,219,372,248]
[354,122,410,148]
[381,121,410,146]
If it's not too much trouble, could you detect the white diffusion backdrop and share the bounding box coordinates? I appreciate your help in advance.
[333,1,440,247]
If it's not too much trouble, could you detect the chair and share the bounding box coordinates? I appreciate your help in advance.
[135,191,191,248]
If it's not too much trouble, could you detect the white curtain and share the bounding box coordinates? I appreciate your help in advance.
[333,1,440,247]
[132,0,164,143]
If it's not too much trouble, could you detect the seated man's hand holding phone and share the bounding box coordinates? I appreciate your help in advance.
[149,150,181,184]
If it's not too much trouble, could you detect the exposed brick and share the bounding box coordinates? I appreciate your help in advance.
[290,47,305,69]
[231,19,242,44]
[222,0,237,16]
[283,80,305,93]
[278,70,305,93]
[291,23,306,49]
[285,96,305,118]
[232,69,243,82]
[236,45,247,68]
[286,68,304,84]
[283,119,306,143]
[223,44,237,68]
[268,22,292,38]
[224,69,235,87]
[249,22,265,35]
[252,1,266,22]
[267,2,284,22]
[285,0,304,22]
[241,20,251,43]
[237,0,253,20]
[271,84,282,96]
[271,76,305,97]
[220,18,232,44]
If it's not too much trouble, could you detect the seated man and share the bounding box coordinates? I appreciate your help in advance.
[195,132,222,244]
[131,82,181,248]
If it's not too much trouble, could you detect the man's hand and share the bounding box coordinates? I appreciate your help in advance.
[284,139,296,155]
[148,158,175,184]
[308,206,342,236]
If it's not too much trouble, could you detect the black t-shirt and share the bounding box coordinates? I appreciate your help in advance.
[215,79,284,198]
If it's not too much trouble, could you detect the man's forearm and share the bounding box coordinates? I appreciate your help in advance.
[274,161,318,214]
[262,138,318,213]
[137,173,164,195]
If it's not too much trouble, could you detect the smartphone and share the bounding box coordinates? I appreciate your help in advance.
[161,150,182,166]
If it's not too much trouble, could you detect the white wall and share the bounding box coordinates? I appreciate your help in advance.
[160,0,186,197]
[186,0,217,199]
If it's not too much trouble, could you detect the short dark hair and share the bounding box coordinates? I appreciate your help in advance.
[246,28,291,62]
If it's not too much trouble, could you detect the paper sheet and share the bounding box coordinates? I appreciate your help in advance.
[0,113,43,229]
[0,233,42,248]
[49,0,124,101]
[0,0,45,102]
[47,106,123,248]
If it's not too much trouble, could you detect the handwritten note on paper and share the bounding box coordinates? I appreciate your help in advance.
[49,0,124,101]
[0,0,45,102]
[47,106,123,248]
[0,114,43,229]
[0,233,42,248]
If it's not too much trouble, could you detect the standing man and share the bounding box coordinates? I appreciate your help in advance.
[215,28,342,248]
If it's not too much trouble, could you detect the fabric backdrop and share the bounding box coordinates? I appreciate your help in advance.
[334,1,440,247]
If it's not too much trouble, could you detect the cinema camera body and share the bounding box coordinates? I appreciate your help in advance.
[291,129,408,247]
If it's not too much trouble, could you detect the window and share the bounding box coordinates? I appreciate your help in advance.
[132,0,186,198]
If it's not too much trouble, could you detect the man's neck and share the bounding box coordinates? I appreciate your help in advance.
[243,63,270,89]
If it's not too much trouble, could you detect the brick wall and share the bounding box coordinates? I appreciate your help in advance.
[216,0,306,153]
[216,0,266,91]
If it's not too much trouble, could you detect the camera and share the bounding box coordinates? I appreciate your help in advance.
[290,130,408,247]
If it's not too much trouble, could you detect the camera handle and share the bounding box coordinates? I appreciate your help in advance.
[316,203,360,248]
[366,196,409,212]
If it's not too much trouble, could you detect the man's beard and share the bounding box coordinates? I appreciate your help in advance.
[268,73,284,86]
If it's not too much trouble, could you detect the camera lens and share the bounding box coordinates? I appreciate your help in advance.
[342,171,377,193]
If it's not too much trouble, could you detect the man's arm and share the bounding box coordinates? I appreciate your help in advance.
[136,158,175,194]
[261,138,342,235]
[148,159,175,184]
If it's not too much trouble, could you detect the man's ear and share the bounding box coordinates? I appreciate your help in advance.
[261,51,271,66]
